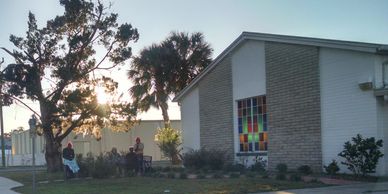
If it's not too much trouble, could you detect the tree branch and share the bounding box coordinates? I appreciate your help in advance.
[9,95,41,119]
[57,112,88,142]
[1,47,23,64]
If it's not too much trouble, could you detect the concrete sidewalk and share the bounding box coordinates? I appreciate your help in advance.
[256,182,388,194]
[0,177,23,194]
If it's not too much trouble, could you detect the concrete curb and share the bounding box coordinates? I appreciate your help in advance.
[0,177,23,194]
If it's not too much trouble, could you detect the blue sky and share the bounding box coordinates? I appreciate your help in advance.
[1,0,388,132]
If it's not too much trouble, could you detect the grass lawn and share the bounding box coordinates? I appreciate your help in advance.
[2,171,327,194]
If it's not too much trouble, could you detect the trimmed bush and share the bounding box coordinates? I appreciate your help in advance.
[162,166,172,172]
[183,148,228,170]
[213,172,223,179]
[275,173,286,180]
[167,172,176,179]
[276,163,288,174]
[223,163,245,172]
[324,160,340,176]
[289,173,302,182]
[229,172,240,178]
[338,134,384,176]
[245,172,256,178]
[179,172,188,179]
[197,173,206,179]
[251,156,267,173]
[92,154,115,179]
[261,171,269,179]
[76,153,94,178]
[297,165,313,175]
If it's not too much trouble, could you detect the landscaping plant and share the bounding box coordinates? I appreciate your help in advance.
[323,160,340,176]
[338,134,383,176]
[155,127,182,164]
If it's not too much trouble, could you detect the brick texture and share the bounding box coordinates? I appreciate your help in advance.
[265,42,322,172]
[198,56,234,160]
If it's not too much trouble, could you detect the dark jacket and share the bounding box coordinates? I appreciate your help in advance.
[125,152,137,169]
[63,147,75,160]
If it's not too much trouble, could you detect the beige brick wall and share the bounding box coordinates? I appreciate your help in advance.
[265,42,322,172]
[198,56,234,160]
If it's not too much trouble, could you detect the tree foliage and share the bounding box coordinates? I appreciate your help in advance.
[338,134,383,176]
[1,0,139,171]
[128,32,212,128]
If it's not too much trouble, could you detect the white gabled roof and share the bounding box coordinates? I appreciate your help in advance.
[173,31,388,102]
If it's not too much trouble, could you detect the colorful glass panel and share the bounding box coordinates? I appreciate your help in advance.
[237,95,268,152]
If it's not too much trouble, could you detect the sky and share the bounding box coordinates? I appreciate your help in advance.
[0,0,388,132]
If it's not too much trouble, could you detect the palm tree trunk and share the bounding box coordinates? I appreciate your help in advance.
[160,102,171,128]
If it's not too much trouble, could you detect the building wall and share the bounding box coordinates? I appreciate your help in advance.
[231,40,267,164]
[319,48,387,174]
[181,87,200,152]
[198,56,234,160]
[265,42,322,172]
[377,98,388,175]
[383,101,388,175]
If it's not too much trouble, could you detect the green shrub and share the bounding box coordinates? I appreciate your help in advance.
[151,171,161,178]
[289,173,302,182]
[76,153,94,178]
[309,178,320,183]
[229,172,240,178]
[223,163,245,172]
[213,172,223,179]
[92,154,115,179]
[261,171,269,179]
[276,163,288,174]
[155,127,182,164]
[179,172,188,179]
[167,172,176,179]
[127,170,136,177]
[153,166,163,172]
[297,165,313,175]
[324,160,340,176]
[275,173,286,180]
[183,148,228,170]
[251,156,267,173]
[172,167,185,172]
[162,166,171,172]
[197,173,206,179]
[245,172,256,178]
[338,134,384,176]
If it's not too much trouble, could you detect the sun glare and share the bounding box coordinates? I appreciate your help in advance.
[95,87,109,104]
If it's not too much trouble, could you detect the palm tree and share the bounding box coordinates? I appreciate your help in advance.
[162,32,213,94]
[128,44,172,128]
[128,32,213,128]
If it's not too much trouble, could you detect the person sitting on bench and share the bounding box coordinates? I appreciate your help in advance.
[63,142,79,179]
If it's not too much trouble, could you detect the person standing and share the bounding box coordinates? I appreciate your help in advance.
[134,137,144,174]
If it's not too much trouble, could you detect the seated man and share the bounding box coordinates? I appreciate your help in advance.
[63,142,79,179]
[125,147,137,174]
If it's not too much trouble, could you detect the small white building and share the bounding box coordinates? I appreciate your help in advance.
[174,32,388,175]
[10,120,181,166]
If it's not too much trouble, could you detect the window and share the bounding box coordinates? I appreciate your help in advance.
[237,96,268,152]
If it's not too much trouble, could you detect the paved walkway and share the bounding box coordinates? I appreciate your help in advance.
[0,177,23,194]
[256,182,388,194]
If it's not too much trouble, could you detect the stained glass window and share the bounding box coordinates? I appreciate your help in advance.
[237,96,268,152]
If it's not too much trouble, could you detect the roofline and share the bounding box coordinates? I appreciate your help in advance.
[173,32,388,102]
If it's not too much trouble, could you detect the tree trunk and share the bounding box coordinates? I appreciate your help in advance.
[45,139,63,172]
[160,102,171,128]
